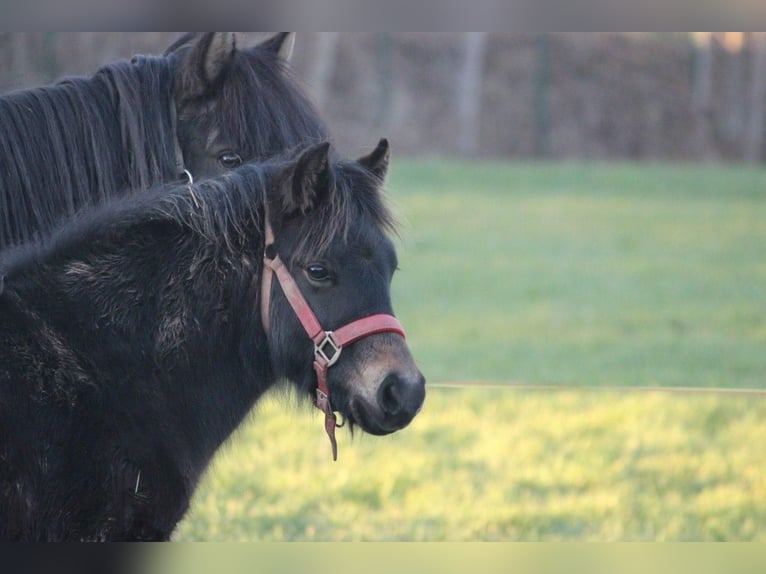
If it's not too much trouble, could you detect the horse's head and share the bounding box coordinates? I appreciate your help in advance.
[264,140,425,438]
[168,32,326,180]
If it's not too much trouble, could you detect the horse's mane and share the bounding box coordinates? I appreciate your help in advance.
[0,56,178,247]
[0,36,330,250]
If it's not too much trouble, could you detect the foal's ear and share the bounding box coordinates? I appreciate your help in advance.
[357,138,390,181]
[289,142,332,214]
[267,142,332,232]
[174,32,237,101]
[257,32,296,62]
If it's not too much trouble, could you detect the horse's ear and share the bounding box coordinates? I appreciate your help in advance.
[164,32,199,55]
[257,32,295,62]
[357,138,390,181]
[174,32,237,101]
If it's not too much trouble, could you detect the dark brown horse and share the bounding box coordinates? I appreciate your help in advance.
[0,32,327,248]
[0,141,425,541]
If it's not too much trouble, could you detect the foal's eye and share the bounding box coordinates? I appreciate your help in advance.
[305,264,331,283]
[218,152,242,169]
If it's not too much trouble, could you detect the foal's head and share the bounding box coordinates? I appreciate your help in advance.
[265,141,425,436]
[168,32,327,180]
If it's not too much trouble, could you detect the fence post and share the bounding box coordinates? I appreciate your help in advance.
[745,32,766,163]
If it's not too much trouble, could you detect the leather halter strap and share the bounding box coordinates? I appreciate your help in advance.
[170,101,193,184]
[260,219,405,461]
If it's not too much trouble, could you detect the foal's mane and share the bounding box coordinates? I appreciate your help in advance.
[153,153,396,263]
[0,153,396,278]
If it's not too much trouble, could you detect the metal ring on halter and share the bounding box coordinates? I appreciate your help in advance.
[314,332,342,367]
[334,413,346,428]
[181,169,194,185]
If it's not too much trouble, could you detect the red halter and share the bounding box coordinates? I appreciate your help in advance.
[260,221,405,461]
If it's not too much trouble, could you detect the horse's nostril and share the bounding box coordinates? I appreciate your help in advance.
[378,373,426,418]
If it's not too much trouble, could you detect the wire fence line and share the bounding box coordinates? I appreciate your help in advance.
[429,381,766,396]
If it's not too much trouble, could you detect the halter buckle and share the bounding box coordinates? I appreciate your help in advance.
[315,331,341,367]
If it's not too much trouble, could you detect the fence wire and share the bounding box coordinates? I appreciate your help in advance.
[429,381,766,396]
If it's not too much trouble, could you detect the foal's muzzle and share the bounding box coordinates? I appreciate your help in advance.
[343,338,426,436]
[376,371,426,430]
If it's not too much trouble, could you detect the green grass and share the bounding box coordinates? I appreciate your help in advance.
[176,388,766,541]
[176,161,766,540]
[387,161,766,388]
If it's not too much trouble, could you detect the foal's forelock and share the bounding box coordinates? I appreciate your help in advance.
[287,164,398,265]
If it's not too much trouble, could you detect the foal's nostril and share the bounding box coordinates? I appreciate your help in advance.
[379,375,404,416]
[378,373,426,418]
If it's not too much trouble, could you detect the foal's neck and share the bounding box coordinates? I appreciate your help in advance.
[16,177,268,379]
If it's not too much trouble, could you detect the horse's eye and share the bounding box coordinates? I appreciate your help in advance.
[218,152,242,169]
[306,264,331,283]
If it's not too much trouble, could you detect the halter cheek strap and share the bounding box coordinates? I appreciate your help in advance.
[170,101,193,184]
[260,219,405,461]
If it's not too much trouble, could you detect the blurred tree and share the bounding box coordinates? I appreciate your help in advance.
[373,33,394,130]
[534,34,552,159]
[11,33,32,87]
[457,32,487,156]
[691,32,713,113]
[691,32,714,159]
[77,32,96,73]
[718,33,746,153]
[41,32,59,82]
[307,32,339,113]
[745,32,766,163]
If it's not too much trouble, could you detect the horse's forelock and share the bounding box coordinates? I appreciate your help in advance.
[219,49,329,163]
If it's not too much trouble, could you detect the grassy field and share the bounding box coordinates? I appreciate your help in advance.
[176,388,766,541]
[176,161,766,540]
[388,160,766,388]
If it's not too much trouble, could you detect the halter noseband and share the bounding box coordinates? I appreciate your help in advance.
[260,216,405,461]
